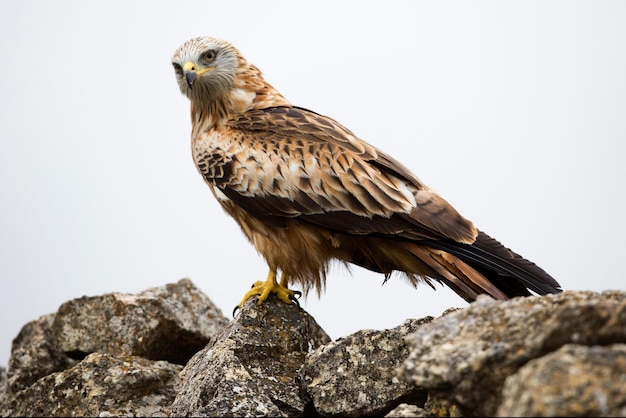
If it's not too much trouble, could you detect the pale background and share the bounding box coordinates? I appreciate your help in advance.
[1,1,625,366]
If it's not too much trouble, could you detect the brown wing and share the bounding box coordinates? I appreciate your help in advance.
[214,106,478,244]
[198,105,561,300]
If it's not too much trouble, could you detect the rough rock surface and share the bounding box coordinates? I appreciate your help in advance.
[51,278,228,364]
[498,343,626,417]
[6,313,76,393]
[301,318,431,416]
[384,403,427,417]
[0,366,6,407]
[2,353,181,417]
[402,290,626,416]
[1,278,228,417]
[1,282,625,417]
[171,296,331,417]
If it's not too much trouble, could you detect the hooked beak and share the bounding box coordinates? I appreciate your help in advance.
[183,61,213,89]
[185,71,197,88]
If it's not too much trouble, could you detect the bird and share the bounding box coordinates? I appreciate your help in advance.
[171,36,562,310]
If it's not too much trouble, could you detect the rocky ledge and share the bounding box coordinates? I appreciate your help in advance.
[0,278,625,417]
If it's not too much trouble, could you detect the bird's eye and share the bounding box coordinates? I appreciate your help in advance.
[172,62,183,75]
[203,49,217,63]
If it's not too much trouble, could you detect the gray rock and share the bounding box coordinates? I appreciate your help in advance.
[0,366,7,408]
[402,291,626,416]
[422,395,463,417]
[301,318,431,416]
[384,403,427,417]
[171,295,331,417]
[3,281,625,417]
[50,278,228,364]
[498,343,626,417]
[0,352,181,417]
[6,313,75,394]
[1,279,228,417]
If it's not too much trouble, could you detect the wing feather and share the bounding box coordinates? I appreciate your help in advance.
[213,106,477,243]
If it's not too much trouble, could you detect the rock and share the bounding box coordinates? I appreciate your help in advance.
[301,318,431,416]
[0,366,7,407]
[384,403,427,417]
[498,343,626,417]
[1,279,228,417]
[6,313,75,393]
[1,353,181,417]
[3,282,625,417]
[50,278,228,364]
[171,295,331,417]
[402,291,626,416]
[421,396,463,417]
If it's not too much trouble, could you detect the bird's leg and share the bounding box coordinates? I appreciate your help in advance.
[236,269,301,310]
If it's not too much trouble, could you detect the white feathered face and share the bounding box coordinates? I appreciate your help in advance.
[171,37,239,103]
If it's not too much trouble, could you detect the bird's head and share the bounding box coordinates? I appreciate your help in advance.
[171,37,240,104]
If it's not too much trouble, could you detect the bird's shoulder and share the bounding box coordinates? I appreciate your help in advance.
[227,106,374,154]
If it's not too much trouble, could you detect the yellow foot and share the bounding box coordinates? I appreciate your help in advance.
[233,271,301,316]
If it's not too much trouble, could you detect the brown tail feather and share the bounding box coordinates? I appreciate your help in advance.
[402,230,561,302]
[404,244,509,302]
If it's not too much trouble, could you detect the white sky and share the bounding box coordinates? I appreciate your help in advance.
[1,1,625,366]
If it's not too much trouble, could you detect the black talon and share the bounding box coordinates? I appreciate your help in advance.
[292,290,302,299]
[232,305,240,317]
[289,292,302,308]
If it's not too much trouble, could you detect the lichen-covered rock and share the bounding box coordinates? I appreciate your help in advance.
[3,282,625,417]
[301,318,431,416]
[0,366,7,408]
[498,343,626,417]
[1,279,228,417]
[402,291,626,416]
[384,403,427,417]
[6,313,75,393]
[0,353,181,417]
[50,278,228,364]
[171,296,331,417]
[421,395,463,417]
